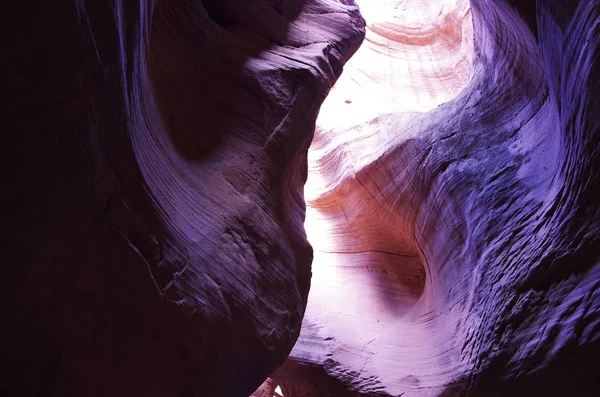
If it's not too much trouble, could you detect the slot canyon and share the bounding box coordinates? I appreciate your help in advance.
[2,0,600,396]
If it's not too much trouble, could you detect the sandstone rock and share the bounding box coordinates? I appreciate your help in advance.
[273,0,600,396]
[1,1,363,396]
[4,0,600,395]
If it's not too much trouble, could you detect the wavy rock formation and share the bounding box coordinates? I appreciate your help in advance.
[271,0,600,396]
[4,0,600,396]
[2,1,363,396]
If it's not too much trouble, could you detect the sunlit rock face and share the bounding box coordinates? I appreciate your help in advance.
[271,0,600,396]
[5,0,600,395]
[318,0,473,132]
[2,1,363,396]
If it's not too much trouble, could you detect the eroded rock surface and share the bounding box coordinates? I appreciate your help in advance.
[2,1,363,396]
[272,0,600,396]
[4,0,600,396]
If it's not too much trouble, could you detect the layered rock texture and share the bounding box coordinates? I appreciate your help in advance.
[270,0,600,396]
[3,0,600,397]
[2,1,362,396]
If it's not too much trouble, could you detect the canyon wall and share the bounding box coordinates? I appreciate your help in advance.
[2,1,363,396]
[272,0,600,396]
[3,0,600,396]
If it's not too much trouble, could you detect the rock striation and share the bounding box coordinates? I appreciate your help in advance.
[3,0,600,396]
[271,0,600,396]
[2,1,363,396]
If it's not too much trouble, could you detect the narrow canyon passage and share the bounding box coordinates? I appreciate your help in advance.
[4,0,600,396]
[269,1,478,395]
[306,0,473,328]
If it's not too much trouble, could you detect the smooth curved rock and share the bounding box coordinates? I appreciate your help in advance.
[2,1,363,396]
[272,0,600,396]
[4,0,600,396]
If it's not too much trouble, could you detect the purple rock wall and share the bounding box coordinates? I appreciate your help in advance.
[3,0,600,396]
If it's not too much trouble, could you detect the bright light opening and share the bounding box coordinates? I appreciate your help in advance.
[273,385,284,396]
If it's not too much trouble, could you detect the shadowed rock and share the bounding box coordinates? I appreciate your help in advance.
[1,1,363,396]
